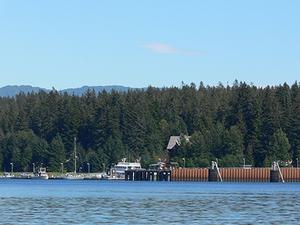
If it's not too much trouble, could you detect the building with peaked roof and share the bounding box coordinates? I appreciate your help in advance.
[166,135,190,167]
[166,135,190,151]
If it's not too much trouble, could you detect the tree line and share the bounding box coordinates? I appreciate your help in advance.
[0,81,300,172]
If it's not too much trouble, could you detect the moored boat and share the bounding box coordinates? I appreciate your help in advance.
[0,172,14,179]
[109,158,142,179]
[31,167,49,180]
[83,173,105,180]
[63,173,84,180]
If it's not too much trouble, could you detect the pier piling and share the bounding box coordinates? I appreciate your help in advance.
[125,170,172,181]
[270,170,280,182]
[208,169,219,182]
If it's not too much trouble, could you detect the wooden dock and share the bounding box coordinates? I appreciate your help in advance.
[125,170,171,181]
[125,167,300,182]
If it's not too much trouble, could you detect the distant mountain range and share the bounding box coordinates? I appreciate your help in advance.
[0,85,133,97]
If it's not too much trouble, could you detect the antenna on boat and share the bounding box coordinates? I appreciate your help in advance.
[74,137,77,174]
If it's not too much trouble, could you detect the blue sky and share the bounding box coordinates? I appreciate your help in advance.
[0,1,299,89]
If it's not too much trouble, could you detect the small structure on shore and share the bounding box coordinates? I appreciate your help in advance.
[166,135,190,167]
[166,135,190,151]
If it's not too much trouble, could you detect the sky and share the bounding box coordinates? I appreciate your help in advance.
[0,0,300,89]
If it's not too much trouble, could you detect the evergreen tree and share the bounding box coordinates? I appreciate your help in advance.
[264,129,291,166]
[48,135,66,172]
[221,126,244,167]
[0,82,299,171]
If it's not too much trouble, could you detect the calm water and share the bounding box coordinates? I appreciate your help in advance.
[0,180,300,224]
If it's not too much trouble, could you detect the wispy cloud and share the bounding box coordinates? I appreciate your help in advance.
[142,42,201,56]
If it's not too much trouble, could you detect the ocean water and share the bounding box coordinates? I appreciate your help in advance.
[0,180,300,225]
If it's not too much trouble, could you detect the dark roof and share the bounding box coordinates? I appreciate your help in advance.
[166,135,190,150]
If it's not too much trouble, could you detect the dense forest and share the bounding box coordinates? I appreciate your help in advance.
[0,81,300,172]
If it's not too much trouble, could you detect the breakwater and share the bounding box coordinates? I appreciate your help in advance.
[125,167,300,182]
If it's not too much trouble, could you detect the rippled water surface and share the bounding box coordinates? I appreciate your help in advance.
[0,180,300,224]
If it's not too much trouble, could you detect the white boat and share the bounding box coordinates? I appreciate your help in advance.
[31,167,49,180]
[100,173,109,180]
[63,173,84,180]
[20,173,31,179]
[110,158,142,179]
[83,173,106,180]
[0,172,14,179]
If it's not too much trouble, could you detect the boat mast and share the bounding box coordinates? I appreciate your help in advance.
[74,137,77,174]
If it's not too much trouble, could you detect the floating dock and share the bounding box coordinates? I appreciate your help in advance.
[125,167,300,182]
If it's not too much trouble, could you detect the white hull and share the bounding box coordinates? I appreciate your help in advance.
[110,159,142,179]
[63,174,84,180]
[31,167,49,179]
[64,177,84,180]
[0,176,14,179]
[107,176,125,180]
[31,175,49,180]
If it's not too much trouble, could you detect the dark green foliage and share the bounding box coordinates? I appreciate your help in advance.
[221,126,244,167]
[0,82,299,171]
[48,134,66,172]
[264,129,291,166]
[1,130,45,171]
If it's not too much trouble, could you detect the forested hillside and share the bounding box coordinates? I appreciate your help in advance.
[0,81,300,172]
[0,85,132,97]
